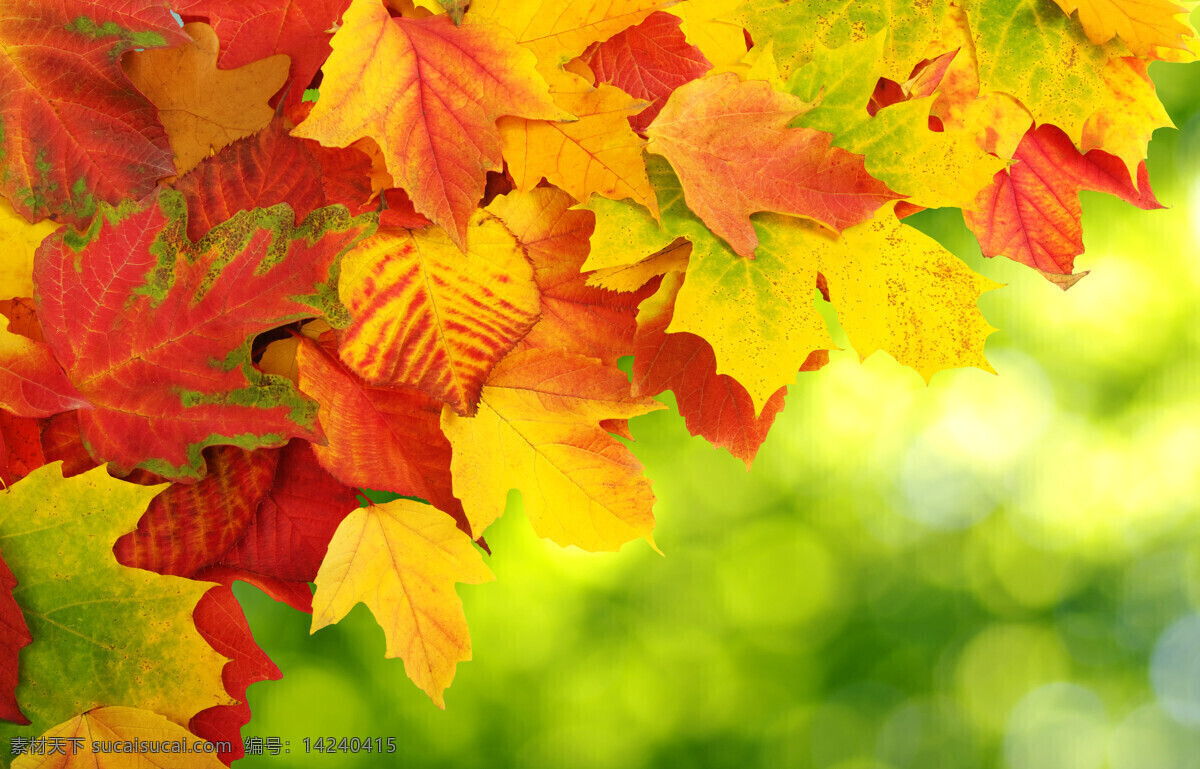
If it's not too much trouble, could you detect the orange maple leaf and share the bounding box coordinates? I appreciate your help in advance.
[291,0,570,249]
[645,72,901,257]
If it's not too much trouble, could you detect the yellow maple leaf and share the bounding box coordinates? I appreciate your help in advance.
[588,159,998,413]
[816,207,1001,381]
[499,79,657,214]
[837,96,1009,211]
[0,197,58,301]
[471,0,670,74]
[670,205,1000,409]
[12,707,226,768]
[123,23,289,175]
[668,0,748,67]
[311,499,494,709]
[585,240,692,292]
[1050,0,1196,56]
[441,349,665,551]
[1082,56,1175,180]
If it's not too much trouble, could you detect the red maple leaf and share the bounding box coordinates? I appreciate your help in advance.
[197,439,360,613]
[189,585,282,765]
[174,117,377,243]
[965,123,1162,284]
[0,545,32,724]
[584,12,712,133]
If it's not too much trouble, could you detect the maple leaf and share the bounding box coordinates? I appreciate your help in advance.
[0,319,89,418]
[0,464,232,743]
[123,22,290,176]
[470,0,670,75]
[667,0,748,68]
[175,0,350,109]
[33,192,374,480]
[174,117,376,243]
[633,270,828,468]
[113,446,281,578]
[11,707,226,769]
[0,199,58,301]
[730,0,950,81]
[583,12,713,133]
[646,72,900,256]
[312,498,494,708]
[0,546,31,725]
[291,0,569,250]
[964,123,1162,283]
[0,411,42,488]
[1081,56,1174,180]
[337,211,540,415]
[189,585,282,765]
[836,96,1008,211]
[196,439,360,613]
[441,349,664,550]
[1050,0,1196,55]
[0,0,188,224]
[970,0,1157,148]
[489,187,652,364]
[588,157,997,412]
[498,79,659,216]
[295,336,465,517]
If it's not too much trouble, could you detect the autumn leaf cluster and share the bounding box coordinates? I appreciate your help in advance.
[0,0,1193,763]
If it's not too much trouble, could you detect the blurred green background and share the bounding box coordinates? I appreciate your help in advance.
[235,53,1200,769]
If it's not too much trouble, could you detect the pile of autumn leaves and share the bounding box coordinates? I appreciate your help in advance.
[0,0,1193,763]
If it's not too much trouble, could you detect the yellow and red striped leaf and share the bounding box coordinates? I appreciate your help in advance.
[338,211,540,415]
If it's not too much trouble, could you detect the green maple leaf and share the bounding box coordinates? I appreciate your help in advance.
[0,463,233,747]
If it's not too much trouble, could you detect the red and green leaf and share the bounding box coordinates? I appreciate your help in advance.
[0,0,187,224]
[34,192,374,480]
